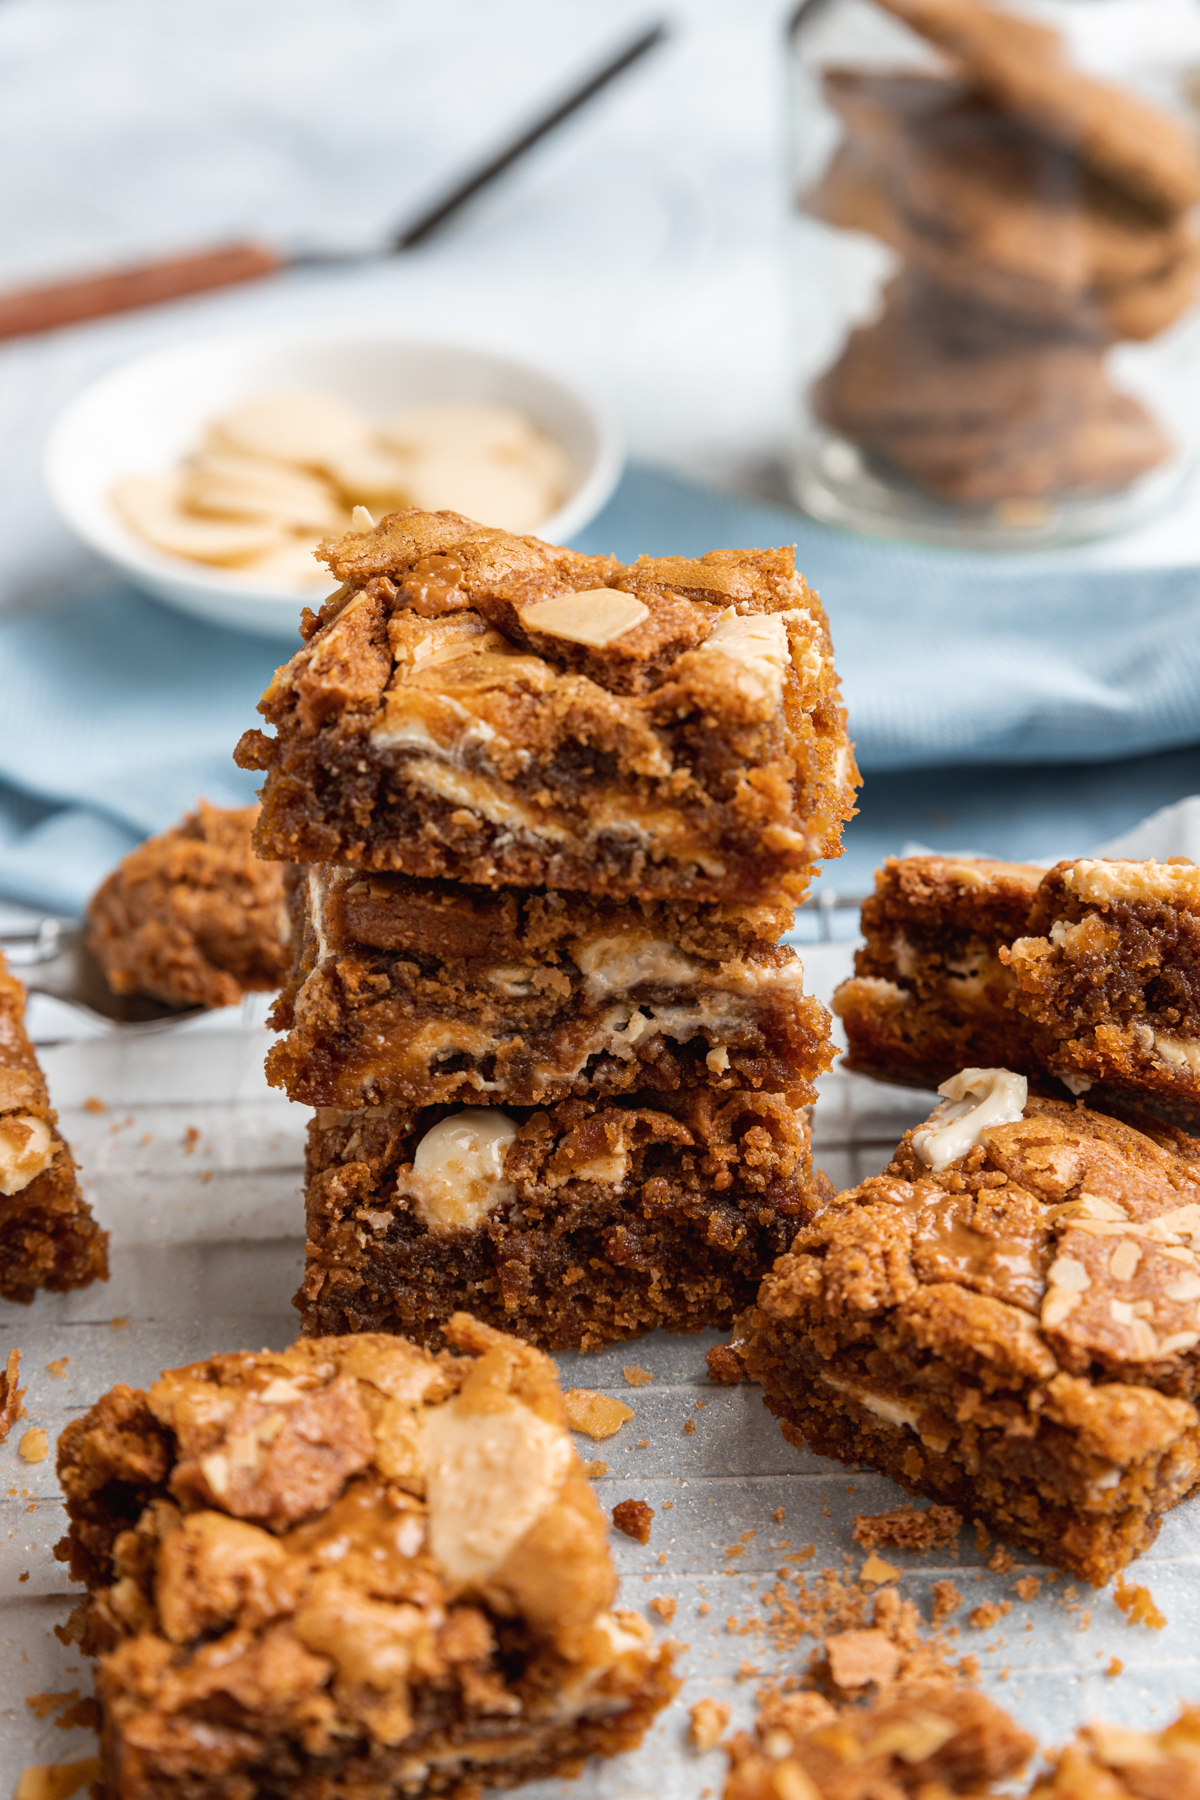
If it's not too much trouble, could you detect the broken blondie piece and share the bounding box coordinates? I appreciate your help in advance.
[0,951,106,1303]
[832,855,1044,1089]
[298,1088,824,1351]
[87,800,287,1010]
[1033,1706,1200,1800]
[725,1683,1034,1800]
[1005,858,1200,1128]
[268,864,833,1109]
[234,510,858,904]
[733,1073,1200,1583]
[55,1313,676,1798]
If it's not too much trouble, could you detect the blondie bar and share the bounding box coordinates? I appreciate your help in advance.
[55,1314,676,1798]
[1005,859,1200,1128]
[730,1076,1200,1583]
[268,864,832,1110]
[725,1685,1034,1800]
[299,1088,823,1350]
[0,951,106,1302]
[832,855,1044,1089]
[87,800,287,1010]
[234,510,858,904]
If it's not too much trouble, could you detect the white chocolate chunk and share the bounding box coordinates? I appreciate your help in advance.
[112,473,287,565]
[519,588,650,648]
[207,389,371,467]
[698,609,791,707]
[820,1372,923,1430]
[573,931,699,997]
[1152,1032,1200,1075]
[420,1393,573,1586]
[1064,859,1200,907]
[400,1108,519,1233]
[911,1068,1028,1172]
[0,1113,55,1195]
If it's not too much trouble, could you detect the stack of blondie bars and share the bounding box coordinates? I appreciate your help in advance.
[236,507,859,1352]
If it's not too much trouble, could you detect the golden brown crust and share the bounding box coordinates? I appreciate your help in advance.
[87,800,287,1010]
[56,1318,676,1797]
[738,1094,1200,1584]
[0,951,107,1303]
[299,1087,821,1352]
[236,510,859,906]
[268,864,831,1110]
[725,1683,1035,1800]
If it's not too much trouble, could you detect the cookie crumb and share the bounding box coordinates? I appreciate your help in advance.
[1113,1576,1167,1629]
[826,1627,902,1691]
[562,1388,634,1439]
[18,1426,48,1464]
[622,1365,653,1387]
[968,1600,1012,1629]
[853,1504,961,1553]
[772,1507,786,1523]
[82,1096,106,1115]
[705,1344,746,1384]
[931,1580,963,1624]
[612,1499,654,1544]
[108,1317,130,1330]
[689,1697,730,1752]
[649,1596,677,1623]
[582,1461,607,1478]
[683,1418,697,1436]
[44,1358,69,1380]
[0,1348,26,1442]
[988,1545,1014,1574]
[1014,1576,1041,1602]
[1106,1656,1124,1677]
[974,1522,991,1553]
[859,1551,900,1587]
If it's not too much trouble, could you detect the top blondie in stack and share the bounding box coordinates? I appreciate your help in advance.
[236,508,859,1350]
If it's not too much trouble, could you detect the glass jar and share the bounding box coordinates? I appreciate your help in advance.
[785,0,1200,548]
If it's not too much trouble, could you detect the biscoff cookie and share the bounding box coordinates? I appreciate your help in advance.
[874,0,1200,214]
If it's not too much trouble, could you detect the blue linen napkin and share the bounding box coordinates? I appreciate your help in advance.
[3,461,1200,913]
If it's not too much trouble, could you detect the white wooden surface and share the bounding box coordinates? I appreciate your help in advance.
[4,943,1200,1794]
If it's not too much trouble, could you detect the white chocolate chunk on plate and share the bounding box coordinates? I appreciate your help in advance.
[206,389,371,468]
[181,453,345,531]
[520,588,650,648]
[403,452,558,533]
[382,401,542,458]
[111,473,288,565]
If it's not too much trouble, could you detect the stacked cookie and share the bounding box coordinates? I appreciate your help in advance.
[239,506,859,1351]
[806,0,1200,504]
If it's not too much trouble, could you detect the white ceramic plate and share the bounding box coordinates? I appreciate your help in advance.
[44,330,624,639]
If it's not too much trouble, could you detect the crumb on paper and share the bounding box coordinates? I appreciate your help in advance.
[726,1544,746,1559]
[19,1426,48,1464]
[1014,1576,1041,1602]
[683,1418,697,1436]
[582,1460,607,1478]
[1078,1610,1092,1632]
[623,1364,653,1387]
[1113,1576,1167,1629]
[0,1348,26,1442]
[852,1504,961,1554]
[698,1601,711,1615]
[689,1697,730,1753]
[968,1600,1012,1630]
[658,1551,668,1565]
[81,1096,106,1115]
[988,1545,1014,1574]
[612,1498,653,1544]
[19,1569,28,1580]
[14,1760,102,1800]
[182,1125,201,1153]
[562,1387,634,1439]
[826,1627,902,1691]
[737,1660,759,1681]
[649,1596,677,1623]
[931,1579,963,1624]
[24,1692,79,1721]
[772,1507,785,1523]
[1106,1656,1124,1677]
[695,1398,707,1409]
[859,1551,900,1587]
[705,1343,746,1384]
[663,1500,674,1510]
[635,1439,649,1448]
[44,1358,68,1380]
[974,1521,991,1553]
[108,1317,130,1330]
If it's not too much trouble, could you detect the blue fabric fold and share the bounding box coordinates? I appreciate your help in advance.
[2,461,1199,913]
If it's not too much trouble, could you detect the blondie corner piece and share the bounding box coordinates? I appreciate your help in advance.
[1005,858,1200,1130]
[234,509,859,904]
[832,854,1044,1090]
[734,1072,1200,1584]
[87,800,287,1010]
[299,1088,824,1351]
[725,1684,1034,1800]
[268,864,833,1110]
[0,951,106,1303]
[55,1313,676,1799]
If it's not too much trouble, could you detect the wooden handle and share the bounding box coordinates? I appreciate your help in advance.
[0,241,285,342]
